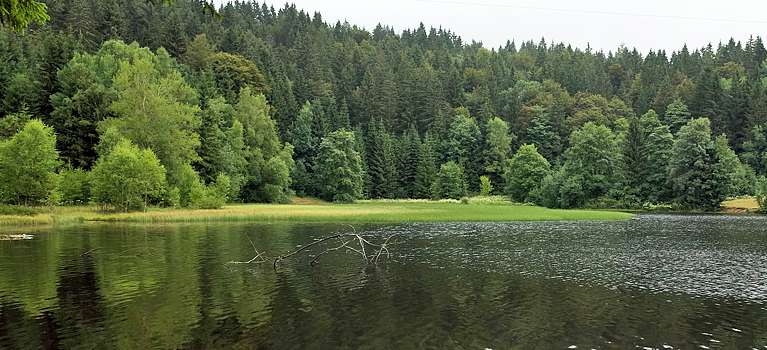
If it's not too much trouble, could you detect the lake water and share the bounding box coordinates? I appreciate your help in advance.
[1,215,766,349]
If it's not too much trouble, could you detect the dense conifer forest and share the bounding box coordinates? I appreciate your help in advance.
[2,0,767,210]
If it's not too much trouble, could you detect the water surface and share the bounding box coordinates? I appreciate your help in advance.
[1,215,766,349]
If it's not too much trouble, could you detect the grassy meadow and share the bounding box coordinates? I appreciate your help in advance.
[0,197,633,228]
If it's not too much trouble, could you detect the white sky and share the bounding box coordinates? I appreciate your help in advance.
[226,0,767,53]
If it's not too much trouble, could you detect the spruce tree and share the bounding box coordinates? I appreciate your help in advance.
[414,133,438,199]
[664,98,691,134]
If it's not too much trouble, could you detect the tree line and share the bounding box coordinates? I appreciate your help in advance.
[1,0,767,210]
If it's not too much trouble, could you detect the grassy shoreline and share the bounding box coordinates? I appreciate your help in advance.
[0,199,633,228]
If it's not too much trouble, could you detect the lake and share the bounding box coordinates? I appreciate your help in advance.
[1,215,766,349]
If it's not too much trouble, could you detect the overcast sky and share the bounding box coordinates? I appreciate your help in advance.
[222,0,767,53]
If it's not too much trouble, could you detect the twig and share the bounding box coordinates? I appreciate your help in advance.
[228,234,267,264]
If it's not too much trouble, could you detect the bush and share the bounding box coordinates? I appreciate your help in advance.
[504,144,551,202]
[479,176,493,196]
[189,174,230,209]
[757,176,767,212]
[0,120,60,205]
[431,161,467,200]
[0,205,45,216]
[533,168,585,209]
[58,168,91,205]
[90,139,167,211]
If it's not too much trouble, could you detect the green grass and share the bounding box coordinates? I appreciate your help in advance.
[86,201,632,223]
[0,199,633,228]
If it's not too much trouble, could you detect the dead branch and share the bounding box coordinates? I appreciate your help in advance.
[227,226,401,269]
[227,235,268,264]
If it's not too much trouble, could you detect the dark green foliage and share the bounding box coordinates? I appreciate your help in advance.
[562,122,620,203]
[365,118,398,198]
[443,112,482,192]
[3,1,767,210]
[289,101,316,196]
[209,52,269,102]
[619,110,674,206]
[668,118,729,210]
[235,87,294,203]
[0,119,59,205]
[484,117,512,190]
[413,133,438,199]
[398,125,421,198]
[535,168,585,209]
[315,130,365,202]
[504,144,551,202]
[431,161,467,200]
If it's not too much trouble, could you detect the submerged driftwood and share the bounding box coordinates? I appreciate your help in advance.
[228,226,400,269]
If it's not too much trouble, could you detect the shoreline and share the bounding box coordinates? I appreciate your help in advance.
[0,200,633,229]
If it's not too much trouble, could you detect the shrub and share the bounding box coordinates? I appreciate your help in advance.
[479,176,493,196]
[504,144,551,202]
[90,139,167,212]
[757,176,767,212]
[0,120,60,205]
[189,174,230,209]
[431,161,467,200]
[58,168,91,205]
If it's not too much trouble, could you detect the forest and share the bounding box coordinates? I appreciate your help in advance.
[1,0,767,211]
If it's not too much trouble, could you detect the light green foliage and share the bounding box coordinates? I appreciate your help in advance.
[315,130,365,202]
[714,134,752,197]
[90,139,166,211]
[504,144,551,202]
[431,161,467,200]
[58,168,90,205]
[235,87,294,203]
[668,118,729,210]
[0,119,59,205]
[484,117,512,189]
[479,176,493,196]
[189,173,230,209]
[0,0,49,31]
[756,176,767,212]
[562,122,620,202]
[742,125,767,176]
[51,40,176,168]
[105,49,201,184]
[567,93,632,131]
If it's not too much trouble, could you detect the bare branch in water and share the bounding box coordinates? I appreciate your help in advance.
[227,235,268,264]
[227,227,401,269]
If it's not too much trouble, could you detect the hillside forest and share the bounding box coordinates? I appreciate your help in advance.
[2,0,767,210]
